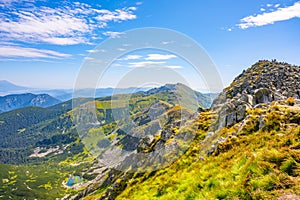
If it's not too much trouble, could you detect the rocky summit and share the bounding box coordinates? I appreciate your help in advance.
[212,60,300,128]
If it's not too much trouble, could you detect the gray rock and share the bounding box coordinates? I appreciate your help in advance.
[212,60,300,129]
[253,88,274,105]
[231,132,237,136]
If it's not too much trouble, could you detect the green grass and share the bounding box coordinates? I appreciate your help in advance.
[111,104,300,200]
[0,149,94,199]
[3,82,299,199]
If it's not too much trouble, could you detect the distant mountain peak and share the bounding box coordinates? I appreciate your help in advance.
[146,83,190,95]
[0,80,29,93]
[145,83,212,109]
[0,80,22,85]
[0,80,11,84]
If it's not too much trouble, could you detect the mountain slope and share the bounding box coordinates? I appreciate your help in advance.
[2,69,299,200]
[81,60,300,200]
[0,83,204,164]
[0,83,207,199]
[0,93,61,113]
[146,83,212,109]
[0,80,29,92]
[116,104,300,200]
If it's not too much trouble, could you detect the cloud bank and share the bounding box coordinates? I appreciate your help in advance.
[0,1,138,58]
[238,2,300,29]
[0,2,137,45]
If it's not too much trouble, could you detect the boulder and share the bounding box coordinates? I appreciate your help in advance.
[253,88,274,105]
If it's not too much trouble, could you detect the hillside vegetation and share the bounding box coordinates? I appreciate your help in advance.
[0,83,208,199]
[81,60,300,200]
[115,102,300,200]
[0,60,299,200]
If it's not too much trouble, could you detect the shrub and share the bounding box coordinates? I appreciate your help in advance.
[286,97,295,106]
[250,174,279,191]
[207,179,216,189]
[215,190,228,199]
[280,158,298,176]
[262,149,286,167]
[263,111,281,131]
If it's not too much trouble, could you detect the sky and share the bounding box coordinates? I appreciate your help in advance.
[0,0,300,92]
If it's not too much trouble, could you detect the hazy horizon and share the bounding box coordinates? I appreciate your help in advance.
[1,0,300,90]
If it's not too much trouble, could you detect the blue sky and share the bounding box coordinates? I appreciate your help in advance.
[0,0,300,91]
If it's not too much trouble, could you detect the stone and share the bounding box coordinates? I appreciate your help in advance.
[199,156,205,161]
[253,88,274,105]
[212,61,300,130]
[236,104,247,122]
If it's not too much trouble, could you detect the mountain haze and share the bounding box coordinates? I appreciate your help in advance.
[0,80,29,93]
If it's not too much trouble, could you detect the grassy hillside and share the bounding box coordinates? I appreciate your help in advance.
[80,61,300,200]
[111,102,300,200]
[1,73,299,199]
[0,83,208,199]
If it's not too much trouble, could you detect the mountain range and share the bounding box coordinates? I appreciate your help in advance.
[0,80,152,101]
[0,81,215,113]
[0,80,216,103]
[0,80,29,92]
[0,93,61,113]
[0,60,299,199]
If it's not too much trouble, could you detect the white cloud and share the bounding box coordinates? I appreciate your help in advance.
[0,2,137,45]
[95,7,136,22]
[117,48,126,51]
[0,0,16,3]
[267,4,273,7]
[129,61,165,68]
[113,63,122,67]
[120,55,142,60]
[86,49,106,53]
[162,65,183,69]
[145,54,177,60]
[160,41,175,45]
[237,2,300,29]
[275,4,281,8]
[0,0,34,4]
[103,31,124,38]
[0,45,70,58]
[128,61,182,69]
[86,49,98,53]
[41,37,87,45]
[84,57,94,61]
[260,8,266,12]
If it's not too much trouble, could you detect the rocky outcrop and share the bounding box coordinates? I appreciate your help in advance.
[70,98,198,199]
[212,60,300,128]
